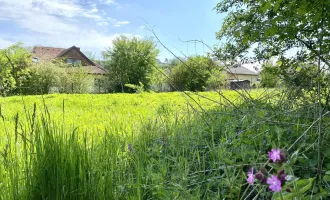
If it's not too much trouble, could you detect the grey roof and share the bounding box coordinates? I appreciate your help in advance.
[226,65,259,75]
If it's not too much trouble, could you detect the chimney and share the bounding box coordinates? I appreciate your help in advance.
[77,47,80,51]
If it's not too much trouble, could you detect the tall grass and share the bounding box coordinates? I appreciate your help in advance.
[0,91,328,199]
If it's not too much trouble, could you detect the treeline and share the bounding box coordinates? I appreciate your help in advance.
[0,37,227,96]
[99,35,226,93]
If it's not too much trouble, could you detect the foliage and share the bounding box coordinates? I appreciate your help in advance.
[215,0,330,65]
[103,35,159,93]
[260,61,279,88]
[214,0,330,98]
[215,2,330,192]
[1,90,330,199]
[21,61,67,94]
[0,43,31,96]
[59,67,93,94]
[206,68,226,90]
[124,82,145,93]
[168,56,221,91]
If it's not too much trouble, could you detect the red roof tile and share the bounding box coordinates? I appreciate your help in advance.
[32,46,66,60]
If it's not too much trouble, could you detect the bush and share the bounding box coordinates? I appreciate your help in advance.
[21,61,66,94]
[59,67,93,94]
[21,61,94,94]
[260,62,279,88]
[0,43,31,96]
[168,56,222,91]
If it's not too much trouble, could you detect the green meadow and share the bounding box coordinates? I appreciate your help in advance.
[0,90,323,199]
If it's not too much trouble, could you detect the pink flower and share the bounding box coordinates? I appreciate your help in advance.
[247,168,254,185]
[277,170,287,185]
[267,175,282,192]
[268,149,281,162]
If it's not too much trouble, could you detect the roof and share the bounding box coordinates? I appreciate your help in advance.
[84,65,107,75]
[32,46,66,60]
[32,46,106,75]
[226,65,259,75]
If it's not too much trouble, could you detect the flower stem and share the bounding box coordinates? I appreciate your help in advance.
[280,191,284,200]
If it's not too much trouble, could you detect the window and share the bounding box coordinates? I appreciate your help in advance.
[74,59,81,66]
[67,59,74,65]
[32,57,38,63]
[257,77,261,82]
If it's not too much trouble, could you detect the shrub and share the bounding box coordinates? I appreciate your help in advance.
[59,67,93,94]
[21,61,66,94]
[168,56,221,91]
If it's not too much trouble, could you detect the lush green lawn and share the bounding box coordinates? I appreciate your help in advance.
[1,90,321,199]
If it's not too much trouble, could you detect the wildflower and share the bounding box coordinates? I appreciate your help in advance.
[255,171,267,184]
[268,149,281,162]
[267,175,282,192]
[247,168,254,185]
[277,170,287,185]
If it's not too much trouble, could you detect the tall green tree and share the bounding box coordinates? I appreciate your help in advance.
[0,43,31,95]
[103,35,159,93]
[215,0,330,65]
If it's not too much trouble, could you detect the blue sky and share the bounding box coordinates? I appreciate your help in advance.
[0,0,225,61]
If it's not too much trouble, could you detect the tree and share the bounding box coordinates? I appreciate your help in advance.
[214,0,330,94]
[103,35,159,93]
[206,68,226,90]
[0,43,31,96]
[260,62,279,88]
[215,0,330,65]
[168,56,219,91]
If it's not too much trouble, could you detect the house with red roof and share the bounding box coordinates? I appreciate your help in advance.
[32,46,106,75]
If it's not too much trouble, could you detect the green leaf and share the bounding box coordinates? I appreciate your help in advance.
[234,31,240,38]
[242,36,249,45]
[273,0,282,12]
[324,175,330,182]
[273,191,300,200]
[319,187,327,195]
[288,150,299,166]
[296,178,315,194]
[265,27,278,37]
[276,61,282,65]
[262,2,272,14]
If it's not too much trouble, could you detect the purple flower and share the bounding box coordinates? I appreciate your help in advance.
[255,171,267,184]
[268,149,281,162]
[267,175,282,192]
[277,170,287,185]
[247,168,254,185]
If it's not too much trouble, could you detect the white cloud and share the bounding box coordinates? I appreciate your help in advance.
[114,21,130,27]
[0,38,13,49]
[0,0,103,21]
[97,22,109,26]
[90,8,98,13]
[100,0,116,5]
[0,0,134,53]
